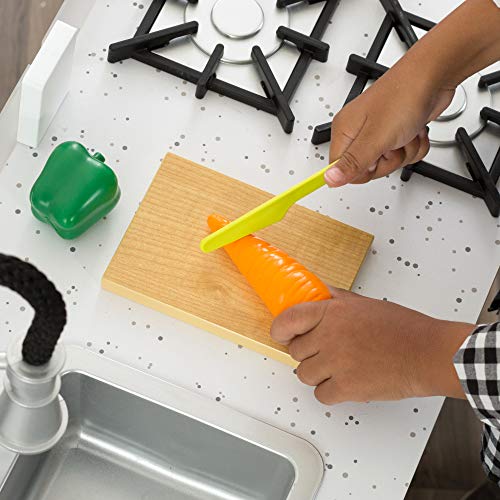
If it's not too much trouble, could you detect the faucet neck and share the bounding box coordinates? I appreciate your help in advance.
[0,255,68,455]
[0,254,67,366]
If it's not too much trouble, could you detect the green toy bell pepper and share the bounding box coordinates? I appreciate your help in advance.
[30,141,121,239]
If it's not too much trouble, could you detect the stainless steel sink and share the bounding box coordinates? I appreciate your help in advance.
[0,347,323,500]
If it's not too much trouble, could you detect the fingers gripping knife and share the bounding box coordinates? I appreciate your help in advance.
[0,254,68,455]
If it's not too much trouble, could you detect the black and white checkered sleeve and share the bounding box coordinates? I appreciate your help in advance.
[454,322,500,484]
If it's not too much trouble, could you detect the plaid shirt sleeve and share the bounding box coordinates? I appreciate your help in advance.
[454,322,500,484]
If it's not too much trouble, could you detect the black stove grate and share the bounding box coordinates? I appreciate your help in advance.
[108,0,340,134]
[311,0,500,217]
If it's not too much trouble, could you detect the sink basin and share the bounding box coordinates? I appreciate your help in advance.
[0,347,323,500]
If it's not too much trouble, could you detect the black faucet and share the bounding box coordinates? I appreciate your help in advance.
[0,254,68,455]
[0,254,66,365]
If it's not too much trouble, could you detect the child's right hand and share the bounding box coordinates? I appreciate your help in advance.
[324,0,500,188]
[325,57,453,187]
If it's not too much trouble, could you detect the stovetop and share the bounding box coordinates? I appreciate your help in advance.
[108,0,500,216]
[309,0,500,216]
[108,0,340,133]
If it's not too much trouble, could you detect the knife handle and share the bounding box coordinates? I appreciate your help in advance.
[285,161,338,206]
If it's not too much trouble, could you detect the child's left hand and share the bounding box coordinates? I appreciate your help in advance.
[270,288,473,404]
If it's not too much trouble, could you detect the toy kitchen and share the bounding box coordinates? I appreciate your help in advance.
[0,0,498,499]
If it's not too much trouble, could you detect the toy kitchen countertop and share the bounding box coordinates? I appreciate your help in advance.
[0,0,499,499]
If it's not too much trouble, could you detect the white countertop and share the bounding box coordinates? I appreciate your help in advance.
[0,0,499,498]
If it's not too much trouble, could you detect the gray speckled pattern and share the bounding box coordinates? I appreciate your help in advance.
[0,0,499,498]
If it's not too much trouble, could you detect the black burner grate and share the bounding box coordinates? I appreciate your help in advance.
[311,0,500,217]
[108,0,340,134]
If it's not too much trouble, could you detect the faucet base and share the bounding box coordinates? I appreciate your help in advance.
[0,396,68,456]
[0,340,68,455]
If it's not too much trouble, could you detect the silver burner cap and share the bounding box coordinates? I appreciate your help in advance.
[211,0,264,40]
[435,84,467,122]
[185,0,290,65]
[428,72,492,146]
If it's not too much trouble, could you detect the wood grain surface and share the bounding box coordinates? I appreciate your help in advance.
[103,154,373,366]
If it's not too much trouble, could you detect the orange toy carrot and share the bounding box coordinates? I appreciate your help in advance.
[208,214,331,316]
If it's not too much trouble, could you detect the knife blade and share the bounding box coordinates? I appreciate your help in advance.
[200,161,337,253]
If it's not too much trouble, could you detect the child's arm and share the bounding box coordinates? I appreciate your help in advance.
[325,0,500,187]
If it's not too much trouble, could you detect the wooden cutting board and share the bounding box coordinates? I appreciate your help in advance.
[102,154,373,366]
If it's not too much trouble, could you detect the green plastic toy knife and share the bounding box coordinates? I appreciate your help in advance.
[200,160,338,253]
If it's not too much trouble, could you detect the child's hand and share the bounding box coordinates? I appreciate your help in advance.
[325,0,500,188]
[326,57,453,187]
[271,288,473,405]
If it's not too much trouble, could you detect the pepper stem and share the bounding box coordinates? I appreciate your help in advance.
[93,152,105,163]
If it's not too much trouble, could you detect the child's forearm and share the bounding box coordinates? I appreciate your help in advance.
[405,0,500,89]
[325,0,500,187]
